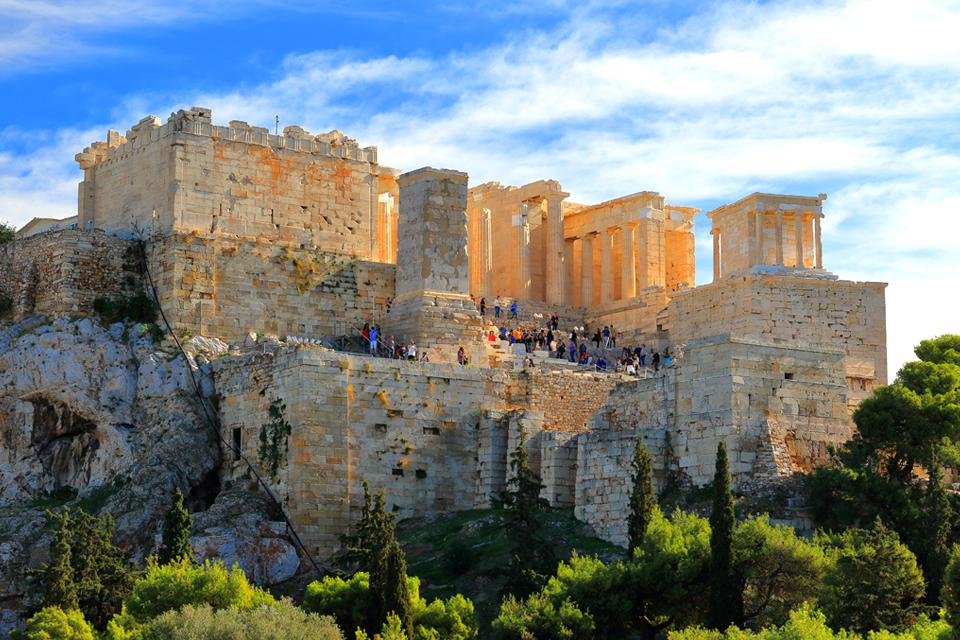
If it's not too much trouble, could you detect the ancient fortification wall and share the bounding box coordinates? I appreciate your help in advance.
[76,108,397,260]
[0,229,137,321]
[144,232,395,341]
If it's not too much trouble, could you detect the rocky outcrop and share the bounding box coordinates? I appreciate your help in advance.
[0,317,301,631]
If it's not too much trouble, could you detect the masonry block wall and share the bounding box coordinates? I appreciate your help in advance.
[663,275,888,386]
[0,230,138,322]
[76,108,396,261]
[145,233,395,342]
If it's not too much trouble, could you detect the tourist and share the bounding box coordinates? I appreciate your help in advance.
[602,325,610,348]
[610,325,616,348]
[652,351,660,372]
[457,346,468,365]
[479,297,486,316]
[396,341,405,359]
[626,360,637,375]
[495,295,502,318]
[568,339,577,362]
[579,342,587,359]
[593,329,602,349]
[408,342,417,361]
[387,335,396,357]
[639,344,647,367]
[510,300,518,319]
[499,325,508,340]
[546,328,554,349]
[487,329,497,342]
[369,325,379,355]
[596,355,607,371]
[551,314,559,331]
[556,341,566,359]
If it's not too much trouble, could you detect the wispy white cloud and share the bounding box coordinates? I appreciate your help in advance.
[1,0,958,375]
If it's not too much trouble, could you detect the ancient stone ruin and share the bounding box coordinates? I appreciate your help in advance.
[0,107,886,553]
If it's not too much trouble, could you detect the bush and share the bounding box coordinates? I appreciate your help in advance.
[818,521,927,634]
[10,607,94,640]
[0,221,14,244]
[492,593,595,639]
[139,600,343,640]
[0,290,11,318]
[93,291,157,325]
[105,558,275,637]
[304,571,478,640]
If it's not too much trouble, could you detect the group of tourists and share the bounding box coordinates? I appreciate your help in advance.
[358,322,428,362]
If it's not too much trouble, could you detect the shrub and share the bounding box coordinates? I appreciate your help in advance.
[105,557,275,637]
[10,606,94,640]
[0,221,14,244]
[139,600,342,640]
[93,291,157,325]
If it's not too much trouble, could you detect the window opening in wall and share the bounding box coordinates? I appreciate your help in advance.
[784,372,794,380]
[415,469,427,479]
[374,423,388,433]
[423,426,440,435]
[392,467,404,477]
[232,428,242,461]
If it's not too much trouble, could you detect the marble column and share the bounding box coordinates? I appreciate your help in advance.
[581,232,595,307]
[544,194,567,305]
[517,204,531,299]
[600,228,613,303]
[621,223,637,299]
[815,215,823,269]
[712,227,721,281]
[775,209,785,266]
[479,208,492,296]
[564,238,576,306]
[795,212,804,268]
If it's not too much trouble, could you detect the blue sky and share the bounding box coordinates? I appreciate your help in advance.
[1,0,958,377]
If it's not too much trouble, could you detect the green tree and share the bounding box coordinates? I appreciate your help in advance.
[43,511,78,612]
[384,540,414,639]
[708,441,742,630]
[158,488,193,565]
[492,593,595,640]
[940,544,960,631]
[628,440,657,554]
[733,516,827,628]
[0,221,14,244]
[808,335,960,595]
[497,424,554,598]
[818,519,926,634]
[921,462,953,606]
[304,572,478,640]
[10,606,94,640]
[35,508,132,630]
[139,600,343,640]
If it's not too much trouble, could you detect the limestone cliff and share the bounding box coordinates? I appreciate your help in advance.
[0,317,298,630]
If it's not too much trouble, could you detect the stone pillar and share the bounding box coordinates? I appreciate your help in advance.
[384,167,482,359]
[754,209,764,266]
[621,223,637,299]
[712,228,721,281]
[480,208,492,297]
[815,214,823,269]
[794,212,804,268]
[517,204,532,300]
[544,194,567,305]
[600,228,613,304]
[775,209,784,266]
[581,233,595,307]
[564,238,576,306]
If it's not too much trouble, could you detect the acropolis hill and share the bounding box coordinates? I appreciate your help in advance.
[0,107,886,559]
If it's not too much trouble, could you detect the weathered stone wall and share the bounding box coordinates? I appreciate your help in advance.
[663,274,888,385]
[213,348,527,558]
[515,369,621,432]
[76,109,393,261]
[574,428,668,547]
[145,232,395,342]
[0,230,138,323]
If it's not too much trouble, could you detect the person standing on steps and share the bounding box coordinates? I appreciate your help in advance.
[495,295,502,318]
[652,351,661,372]
[510,300,518,319]
[479,297,486,316]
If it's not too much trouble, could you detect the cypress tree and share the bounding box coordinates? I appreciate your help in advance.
[500,424,554,598]
[708,441,742,630]
[923,462,952,605]
[628,439,656,554]
[384,540,414,639]
[158,488,194,565]
[43,510,78,611]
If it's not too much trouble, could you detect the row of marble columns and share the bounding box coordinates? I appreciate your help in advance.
[566,222,644,307]
[712,208,824,280]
